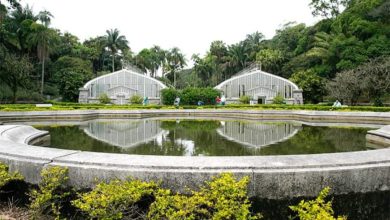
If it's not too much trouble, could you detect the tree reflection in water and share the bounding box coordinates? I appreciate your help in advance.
[37,119,377,156]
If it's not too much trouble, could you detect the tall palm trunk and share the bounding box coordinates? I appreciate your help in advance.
[41,59,45,96]
[112,54,115,72]
[174,71,176,88]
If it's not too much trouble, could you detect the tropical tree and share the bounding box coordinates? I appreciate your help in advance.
[7,5,37,53]
[53,56,93,101]
[309,0,350,18]
[82,36,108,74]
[134,46,166,77]
[150,45,166,77]
[37,10,53,27]
[29,22,57,96]
[290,70,327,103]
[327,69,362,105]
[255,49,285,73]
[104,28,129,72]
[243,31,265,61]
[228,42,249,71]
[165,47,186,87]
[0,53,33,103]
[359,56,390,106]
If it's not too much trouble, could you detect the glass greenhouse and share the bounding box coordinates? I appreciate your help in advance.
[79,69,167,104]
[214,65,303,104]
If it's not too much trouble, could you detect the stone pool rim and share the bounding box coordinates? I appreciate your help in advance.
[0,109,389,199]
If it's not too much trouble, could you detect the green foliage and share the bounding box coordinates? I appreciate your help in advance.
[239,95,251,104]
[130,94,143,104]
[1,0,389,106]
[53,56,93,102]
[105,28,129,72]
[309,0,349,18]
[29,166,70,219]
[0,53,33,103]
[148,173,261,220]
[272,94,286,104]
[161,88,179,105]
[290,70,326,103]
[0,162,23,188]
[290,187,347,220]
[256,49,285,73]
[164,47,187,87]
[99,93,111,104]
[72,179,158,220]
[161,87,220,105]
[181,87,220,105]
[2,102,390,112]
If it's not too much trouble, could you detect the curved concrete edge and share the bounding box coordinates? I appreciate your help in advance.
[0,125,49,144]
[0,110,390,199]
[0,135,389,198]
[367,125,390,146]
[1,109,390,124]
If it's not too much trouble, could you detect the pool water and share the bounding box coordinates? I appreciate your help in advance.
[34,118,379,156]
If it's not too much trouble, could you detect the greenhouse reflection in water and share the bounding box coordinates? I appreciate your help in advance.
[38,119,375,156]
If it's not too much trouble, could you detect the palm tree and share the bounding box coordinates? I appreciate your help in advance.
[105,28,129,72]
[228,43,249,70]
[150,45,166,77]
[165,47,186,87]
[37,10,53,27]
[29,22,56,96]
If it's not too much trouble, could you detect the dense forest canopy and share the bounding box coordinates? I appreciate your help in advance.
[0,0,389,104]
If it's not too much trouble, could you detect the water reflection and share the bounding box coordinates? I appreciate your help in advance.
[217,121,301,148]
[38,119,374,156]
[82,119,302,151]
[82,119,165,148]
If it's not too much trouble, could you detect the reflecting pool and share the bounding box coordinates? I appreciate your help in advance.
[33,118,381,156]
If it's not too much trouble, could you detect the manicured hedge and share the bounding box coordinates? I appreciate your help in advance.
[1,103,390,112]
[161,87,220,105]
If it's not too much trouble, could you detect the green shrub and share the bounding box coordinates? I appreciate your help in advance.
[161,88,180,105]
[29,166,70,219]
[181,87,220,105]
[289,187,346,220]
[98,93,111,104]
[161,87,220,105]
[148,173,261,220]
[0,163,23,188]
[72,179,158,220]
[239,95,251,104]
[272,94,285,104]
[130,94,143,104]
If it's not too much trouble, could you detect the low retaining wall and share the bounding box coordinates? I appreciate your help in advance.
[367,125,390,146]
[0,110,390,199]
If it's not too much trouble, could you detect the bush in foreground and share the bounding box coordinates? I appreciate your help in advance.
[289,187,346,220]
[29,166,70,219]
[148,173,260,220]
[0,162,348,220]
[0,163,23,188]
[73,179,157,219]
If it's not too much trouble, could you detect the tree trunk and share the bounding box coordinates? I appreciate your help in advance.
[41,59,45,96]
[112,54,115,72]
[12,79,17,104]
[174,71,176,88]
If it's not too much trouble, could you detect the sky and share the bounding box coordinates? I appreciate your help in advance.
[22,0,320,62]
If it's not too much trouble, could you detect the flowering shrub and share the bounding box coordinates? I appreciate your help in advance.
[72,179,158,219]
[148,173,261,220]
